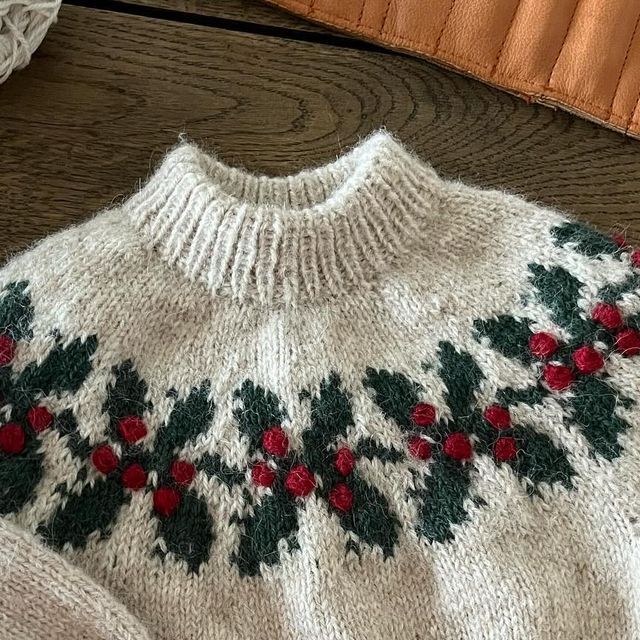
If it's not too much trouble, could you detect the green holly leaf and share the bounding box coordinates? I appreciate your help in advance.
[156,490,214,573]
[198,453,245,488]
[414,457,471,543]
[55,409,92,460]
[234,490,299,577]
[39,477,128,549]
[569,376,631,460]
[551,222,620,258]
[303,373,354,474]
[337,475,398,557]
[496,385,545,407]
[103,360,151,440]
[13,336,97,408]
[363,368,422,430]
[355,437,405,463]
[529,264,589,338]
[598,273,640,304]
[474,315,533,363]
[153,381,214,468]
[0,439,43,515]
[234,381,285,454]
[0,281,33,341]
[507,426,574,493]
[438,341,483,420]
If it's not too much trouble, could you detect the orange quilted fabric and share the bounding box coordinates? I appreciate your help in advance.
[265,0,640,138]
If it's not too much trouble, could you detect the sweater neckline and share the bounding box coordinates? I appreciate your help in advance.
[128,131,444,305]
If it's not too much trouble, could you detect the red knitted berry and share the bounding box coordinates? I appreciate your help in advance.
[494,437,518,462]
[153,487,181,518]
[0,335,16,366]
[408,436,432,460]
[543,364,574,390]
[262,426,289,457]
[117,415,147,444]
[443,432,472,461]
[328,483,354,512]
[483,405,511,430]
[613,233,628,248]
[615,328,640,357]
[170,460,196,487]
[572,345,604,374]
[284,465,315,497]
[91,445,118,475]
[251,462,276,488]
[528,332,559,359]
[0,423,25,455]
[631,250,640,268]
[121,463,147,490]
[591,303,623,330]
[334,447,356,476]
[410,403,436,427]
[27,406,53,433]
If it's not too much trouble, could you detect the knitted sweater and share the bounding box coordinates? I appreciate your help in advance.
[1,131,639,640]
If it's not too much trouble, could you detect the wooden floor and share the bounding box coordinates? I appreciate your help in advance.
[2,0,640,260]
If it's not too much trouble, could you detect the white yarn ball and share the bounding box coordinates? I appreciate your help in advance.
[0,0,61,85]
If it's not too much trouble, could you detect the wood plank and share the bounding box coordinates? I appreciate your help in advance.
[2,4,640,260]
[107,0,330,33]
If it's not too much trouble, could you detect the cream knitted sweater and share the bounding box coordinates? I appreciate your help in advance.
[1,131,639,640]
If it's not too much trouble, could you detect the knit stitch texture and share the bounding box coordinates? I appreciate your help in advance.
[1,131,639,639]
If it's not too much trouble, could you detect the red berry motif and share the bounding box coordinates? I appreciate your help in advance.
[91,445,119,475]
[118,415,147,444]
[591,303,623,330]
[543,364,574,390]
[153,487,181,518]
[483,405,511,430]
[284,465,315,497]
[528,332,559,359]
[262,426,289,457]
[494,437,518,462]
[328,483,354,512]
[170,460,196,487]
[631,250,640,268]
[251,462,276,488]
[27,406,53,433]
[0,423,25,455]
[121,463,147,490]
[443,432,472,461]
[572,345,604,374]
[615,328,640,356]
[408,436,432,460]
[334,447,356,476]
[410,403,436,427]
[0,335,16,366]
[613,233,628,248]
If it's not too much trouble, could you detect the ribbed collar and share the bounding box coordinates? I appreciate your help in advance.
[127,131,444,305]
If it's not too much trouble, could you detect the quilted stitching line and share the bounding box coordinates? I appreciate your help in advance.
[610,9,640,119]
[544,0,581,90]
[433,0,457,55]
[379,0,394,38]
[490,0,522,77]
[355,0,367,29]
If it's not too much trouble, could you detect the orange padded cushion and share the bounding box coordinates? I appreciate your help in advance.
[265,0,640,138]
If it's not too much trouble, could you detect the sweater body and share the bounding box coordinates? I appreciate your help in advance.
[0,132,639,639]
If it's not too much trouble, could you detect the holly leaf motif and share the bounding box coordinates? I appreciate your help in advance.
[153,381,214,468]
[474,316,533,363]
[597,273,640,304]
[13,336,98,408]
[303,373,354,474]
[0,439,43,515]
[337,475,398,557]
[234,490,299,577]
[438,341,483,420]
[496,385,545,407]
[569,376,631,460]
[103,360,151,440]
[198,453,245,488]
[507,426,574,493]
[356,437,405,463]
[413,458,472,543]
[0,281,33,341]
[551,222,620,258]
[39,477,128,549]
[363,368,422,430]
[156,490,214,573]
[234,381,285,454]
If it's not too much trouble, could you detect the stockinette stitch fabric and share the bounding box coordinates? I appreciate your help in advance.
[1,130,639,640]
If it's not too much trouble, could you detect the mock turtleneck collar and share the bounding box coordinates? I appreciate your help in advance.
[127,131,444,305]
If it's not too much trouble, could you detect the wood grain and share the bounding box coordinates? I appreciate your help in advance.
[2,3,640,261]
